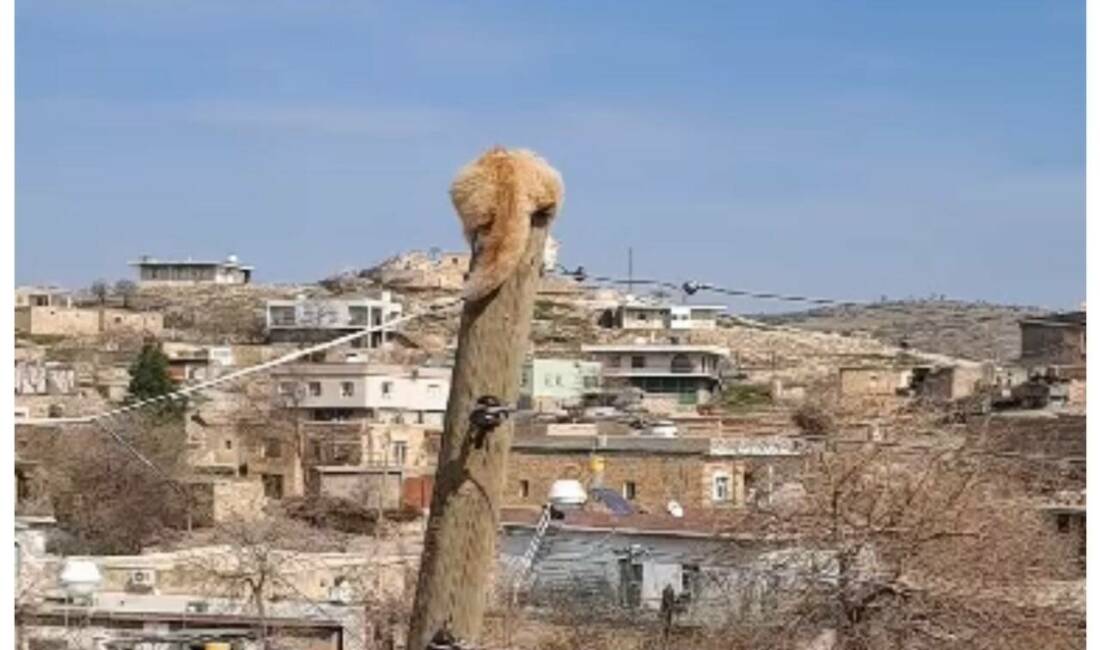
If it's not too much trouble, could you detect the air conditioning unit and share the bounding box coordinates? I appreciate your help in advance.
[126,569,156,592]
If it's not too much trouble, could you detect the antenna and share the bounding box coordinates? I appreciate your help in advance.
[627,247,633,296]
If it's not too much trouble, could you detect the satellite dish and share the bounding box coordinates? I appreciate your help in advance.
[548,480,587,508]
[667,501,684,518]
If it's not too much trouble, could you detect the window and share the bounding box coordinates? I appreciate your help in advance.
[427,383,442,397]
[381,381,394,398]
[340,381,355,397]
[263,438,282,459]
[520,480,530,498]
[270,306,296,326]
[261,474,285,500]
[308,382,322,397]
[713,475,731,502]
[348,306,370,326]
[391,441,408,466]
[544,375,553,387]
[224,439,233,451]
[607,355,621,369]
[623,481,637,500]
[555,375,563,386]
[277,382,297,396]
[583,375,599,389]
[631,356,646,369]
[681,564,700,600]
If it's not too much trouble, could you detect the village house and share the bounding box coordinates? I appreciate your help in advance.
[606,298,727,331]
[582,343,730,407]
[15,286,72,309]
[13,538,407,650]
[14,360,76,396]
[265,293,403,347]
[129,254,254,286]
[1019,310,1086,367]
[162,342,235,383]
[519,357,603,412]
[302,419,440,509]
[271,363,451,427]
[838,362,993,404]
[498,506,824,623]
[506,434,804,513]
[15,304,164,338]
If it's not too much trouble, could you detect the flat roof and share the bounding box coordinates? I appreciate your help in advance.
[1020,311,1086,327]
[621,303,727,311]
[582,344,730,355]
[128,258,254,270]
[512,434,711,455]
[271,362,451,378]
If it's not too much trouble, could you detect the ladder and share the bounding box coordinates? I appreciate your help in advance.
[510,505,554,603]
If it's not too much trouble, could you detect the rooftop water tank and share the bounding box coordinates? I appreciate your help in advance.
[548,479,587,508]
[60,559,102,600]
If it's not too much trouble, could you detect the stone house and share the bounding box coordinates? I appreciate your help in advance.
[506,434,804,513]
[15,286,72,308]
[15,305,163,337]
[1019,311,1086,367]
[14,361,76,396]
[129,254,253,285]
[837,366,911,398]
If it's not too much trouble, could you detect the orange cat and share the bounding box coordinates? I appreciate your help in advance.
[450,147,564,302]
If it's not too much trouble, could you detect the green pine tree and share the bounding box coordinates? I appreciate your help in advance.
[126,342,185,418]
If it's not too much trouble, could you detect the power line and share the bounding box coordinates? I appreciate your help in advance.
[20,297,465,427]
[19,297,466,501]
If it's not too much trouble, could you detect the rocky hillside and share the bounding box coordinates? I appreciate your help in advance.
[753,300,1046,363]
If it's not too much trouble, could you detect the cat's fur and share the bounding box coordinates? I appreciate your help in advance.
[450,147,564,302]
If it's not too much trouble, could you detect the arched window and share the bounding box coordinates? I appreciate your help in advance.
[670,353,693,374]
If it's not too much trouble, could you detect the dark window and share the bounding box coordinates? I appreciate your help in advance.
[1057,514,1071,533]
[623,481,637,500]
[520,480,530,498]
[264,438,282,459]
[262,474,285,500]
[224,439,233,450]
[631,356,646,369]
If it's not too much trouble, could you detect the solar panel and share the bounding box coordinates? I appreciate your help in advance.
[589,487,634,516]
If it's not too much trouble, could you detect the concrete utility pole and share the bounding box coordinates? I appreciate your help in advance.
[408,151,559,649]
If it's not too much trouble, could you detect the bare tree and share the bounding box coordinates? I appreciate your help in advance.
[90,279,109,306]
[35,414,191,554]
[114,279,138,308]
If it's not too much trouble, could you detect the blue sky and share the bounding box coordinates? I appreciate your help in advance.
[16,1,1084,311]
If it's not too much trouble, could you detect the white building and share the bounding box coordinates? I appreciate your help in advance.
[15,286,72,308]
[611,299,726,330]
[129,254,253,285]
[582,343,730,405]
[272,363,450,427]
[265,294,402,348]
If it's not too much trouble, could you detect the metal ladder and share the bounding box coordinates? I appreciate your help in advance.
[510,505,554,603]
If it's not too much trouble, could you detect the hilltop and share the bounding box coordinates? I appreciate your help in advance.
[752,300,1047,363]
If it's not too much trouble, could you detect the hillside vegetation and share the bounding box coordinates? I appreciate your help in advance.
[754,300,1047,362]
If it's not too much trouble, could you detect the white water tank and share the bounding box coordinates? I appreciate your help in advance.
[60,559,102,600]
[548,480,587,508]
